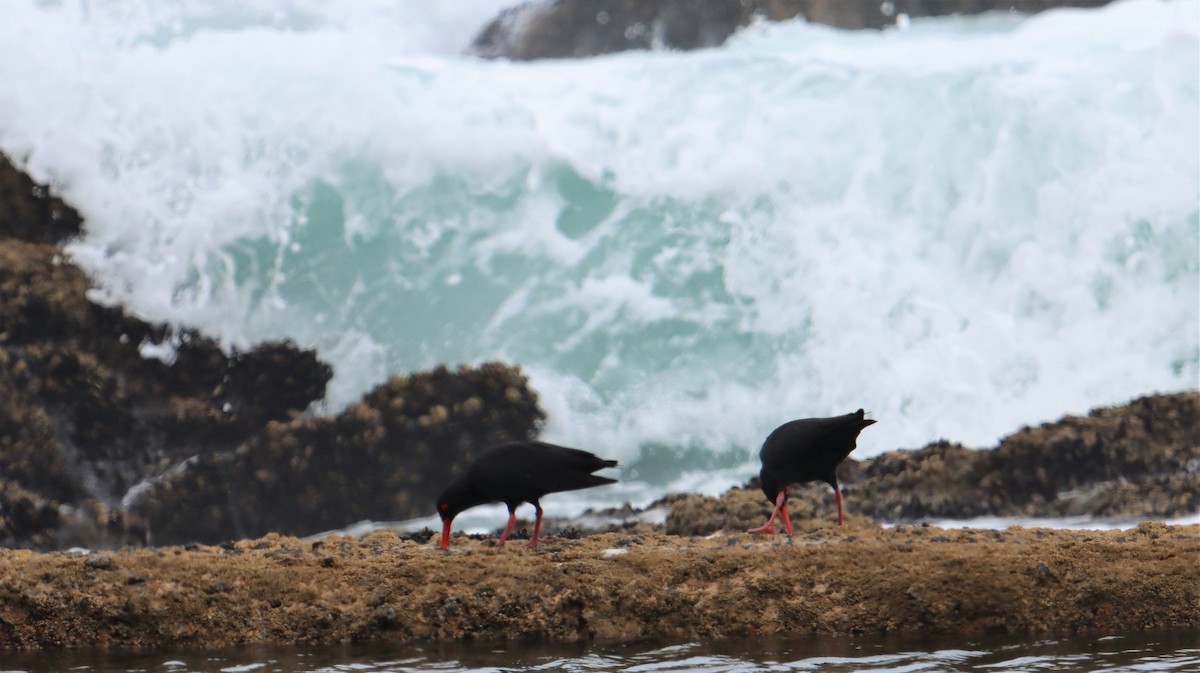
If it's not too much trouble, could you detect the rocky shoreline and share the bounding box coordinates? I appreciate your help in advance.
[664,390,1200,537]
[2,62,1199,654]
[1,522,1197,651]
[4,149,1197,554]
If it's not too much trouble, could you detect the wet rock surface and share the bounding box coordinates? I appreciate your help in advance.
[0,523,1195,651]
[472,0,1114,60]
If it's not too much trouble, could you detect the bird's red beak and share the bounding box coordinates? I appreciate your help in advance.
[440,518,452,549]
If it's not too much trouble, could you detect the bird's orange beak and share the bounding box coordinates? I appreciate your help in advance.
[440,518,452,549]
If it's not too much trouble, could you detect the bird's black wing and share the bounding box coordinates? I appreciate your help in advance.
[469,441,618,506]
[760,410,875,483]
[526,440,619,472]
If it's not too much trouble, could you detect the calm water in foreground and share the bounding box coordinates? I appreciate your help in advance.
[5,631,1198,673]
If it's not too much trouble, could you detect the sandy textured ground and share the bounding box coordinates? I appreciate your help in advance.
[1,522,1196,651]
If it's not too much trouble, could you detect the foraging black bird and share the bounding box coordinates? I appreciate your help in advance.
[436,440,618,548]
[748,409,876,534]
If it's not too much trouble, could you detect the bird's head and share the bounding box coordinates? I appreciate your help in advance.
[758,470,782,502]
[434,477,474,548]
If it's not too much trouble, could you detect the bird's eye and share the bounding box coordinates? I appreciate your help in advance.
[439,502,449,512]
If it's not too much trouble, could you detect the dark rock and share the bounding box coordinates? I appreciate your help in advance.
[845,391,1200,521]
[472,0,1115,61]
[977,392,1200,516]
[401,528,435,545]
[1,151,339,550]
[84,554,115,570]
[0,153,82,244]
[0,480,61,549]
[850,440,984,519]
[0,350,86,505]
[473,0,762,60]
[53,500,149,551]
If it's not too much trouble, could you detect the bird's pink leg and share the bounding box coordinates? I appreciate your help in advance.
[780,490,794,535]
[834,486,845,527]
[496,511,518,546]
[525,504,544,548]
[748,490,789,534]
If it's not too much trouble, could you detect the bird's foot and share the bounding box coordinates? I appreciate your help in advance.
[746,523,776,534]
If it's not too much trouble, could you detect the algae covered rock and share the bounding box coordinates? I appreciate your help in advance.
[669,391,1200,535]
[978,391,1200,516]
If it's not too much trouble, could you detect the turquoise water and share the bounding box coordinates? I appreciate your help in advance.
[4,632,1199,672]
[0,1,1197,509]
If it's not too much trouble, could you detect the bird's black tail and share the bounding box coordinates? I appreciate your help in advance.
[533,441,619,473]
[853,408,877,428]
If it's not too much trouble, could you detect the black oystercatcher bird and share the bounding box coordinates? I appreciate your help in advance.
[748,409,876,534]
[436,440,618,548]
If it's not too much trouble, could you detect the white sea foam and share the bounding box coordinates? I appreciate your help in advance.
[1,1,1196,509]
